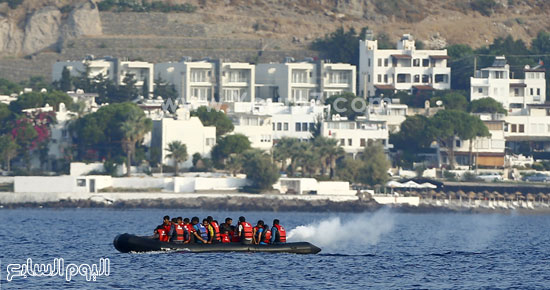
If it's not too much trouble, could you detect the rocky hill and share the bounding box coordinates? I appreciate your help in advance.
[0,0,549,81]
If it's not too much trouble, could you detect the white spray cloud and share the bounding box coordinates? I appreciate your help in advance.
[287,210,395,252]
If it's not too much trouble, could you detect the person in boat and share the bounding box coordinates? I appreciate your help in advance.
[191,217,208,243]
[259,224,271,245]
[183,218,193,243]
[154,215,171,242]
[219,218,233,243]
[252,220,265,244]
[238,216,253,245]
[206,216,221,244]
[270,219,287,244]
[230,225,240,243]
[169,217,188,243]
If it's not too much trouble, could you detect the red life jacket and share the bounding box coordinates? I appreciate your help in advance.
[163,224,172,232]
[157,228,169,242]
[262,229,272,244]
[210,221,221,241]
[240,222,253,240]
[220,234,230,243]
[174,224,185,241]
[184,224,194,241]
[274,224,286,243]
[230,230,240,242]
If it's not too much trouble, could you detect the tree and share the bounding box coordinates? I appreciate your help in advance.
[11,119,38,171]
[241,150,280,191]
[313,136,344,178]
[336,157,363,183]
[273,137,300,174]
[9,91,73,113]
[390,115,434,152]
[211,134,251,166]
[121,113,152,176]
[468,97,507,114]
[311,27,363,66]
[165,141,188,176]
[325,92,364,120]
[357,144,390,187]
[142,77,149,98]
[0,78,22,95]
[191,106,234,137]
[0,135,18,172]
[154,75,178,101]
[432,91,468,111]
[447,44,474,91]
[60,66,72,92]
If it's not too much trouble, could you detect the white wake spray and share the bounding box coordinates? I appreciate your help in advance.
[287,210,395,252]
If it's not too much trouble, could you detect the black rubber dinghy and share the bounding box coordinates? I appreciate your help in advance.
[114,233,321,254]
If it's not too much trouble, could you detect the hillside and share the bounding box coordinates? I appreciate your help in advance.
[1,0,550,81]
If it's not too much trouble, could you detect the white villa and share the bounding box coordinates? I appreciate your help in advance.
[470,56,546,110]
[321,116,390,155]
[229,113,273,150]
[151,108,216,168]
[255,59,356,103]
[359,34,451,97]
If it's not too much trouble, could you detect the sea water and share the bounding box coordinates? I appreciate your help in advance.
[0,208,549,289]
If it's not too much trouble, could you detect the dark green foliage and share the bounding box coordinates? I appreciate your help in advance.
[0,0,23,9]
[311,27,364,66]
[431,91,468,111]
[468,97,507,114]
[9,91,73,113]
[447,44,475,91]
[0,78,22,95]
[153,75,178,101]
[211,134,251,166]
[191,106,234,137]
[241,150,280,190]
[324,92,364,120]
[60,66,72,92]
[470,0,498,16]
[357,144,391,187]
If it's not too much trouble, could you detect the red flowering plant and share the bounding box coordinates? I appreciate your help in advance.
[11,111,57,151]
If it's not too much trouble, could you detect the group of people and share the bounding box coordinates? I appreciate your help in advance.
[153,215,287,245]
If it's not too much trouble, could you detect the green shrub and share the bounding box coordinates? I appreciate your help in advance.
[470,0,498,16]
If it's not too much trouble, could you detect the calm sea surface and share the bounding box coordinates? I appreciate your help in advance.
[1,208,549,289]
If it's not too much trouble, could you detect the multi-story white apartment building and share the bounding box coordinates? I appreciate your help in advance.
[321,116,389,155]
[470,56,546,110]
[359,34,451,97]
[151,108,216,168]
[256,60,356,103]
[53,57,154,93]
[366,102,408,133]
[229,113,273,150]
[504,105,550,153]
[155,59,255,106]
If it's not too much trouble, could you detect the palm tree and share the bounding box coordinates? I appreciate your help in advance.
[121,114,152,177]
[0,135,19,172]
[313,136,344,178]
[165,141,188,176]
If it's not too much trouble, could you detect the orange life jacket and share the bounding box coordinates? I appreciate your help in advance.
[274,224,286,243]
[174,223,185,241]
[210,221,221,241]
[240,222,253,240]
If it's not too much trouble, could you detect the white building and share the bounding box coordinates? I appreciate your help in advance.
[229,113,273,150]
[470,56,546,110]
[151,108,216,168]
[504,104,550,152]
[228,100,329,141]
[155,59,255,105]
[53,57,153,93]
[359,34,451,97]
[256,60,356,103]
[367,102,408,133]
[321,116,389,155]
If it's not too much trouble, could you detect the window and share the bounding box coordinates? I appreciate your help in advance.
[191,87,210,101]
[77,179,86,187]
[348,139,352,146]
[377,74,382,83]
[277,122,282,131]
[291,88,310,103]
[302,122,308,131]
[384,59,389,67]
[222,88,244,102]
[367,74,370,82]
[514,88,519,96]
[511,124,517,132]
[478,88,483,93]
[329,71,349,84]
[384,74,388,83]
[206,138,215,146]
[378,59,382,66]
[360,138,366,147]
[272,123,275,131]
[434,74,447,83]
[530,88,534,95]
[190,70,208,82]
[228,70,247,82]
[309,123,315,131]
[455,140,461,147]
[413,59,420,67]
[422,59,429,67]
[292,70,308,83]
[295,122,301,132]
[537,88,541,95]
[340,139,345,146]
[519,124,524,133]
[284,123,289,131]
[414,75,420,83]
[422,75,429,83]
[368,58,371,67]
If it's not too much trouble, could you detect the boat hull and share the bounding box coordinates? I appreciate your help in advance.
[113,233,321,254]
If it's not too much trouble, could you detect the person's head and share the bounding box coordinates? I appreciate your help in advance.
[171,218,177,224]
[207,216,213,223]
[263,224,269,230]
[257,220,264,226]
[273,219,280,226]
[202,219,209,226]
[177,217,183,223]
[183,218,190,224]
[191,216,199,225]
[225,218,232,225]
[239,216,245,223]
[163,215,170,225]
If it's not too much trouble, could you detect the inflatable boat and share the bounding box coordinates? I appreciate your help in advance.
[113,233,321,254]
